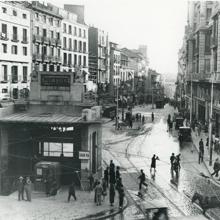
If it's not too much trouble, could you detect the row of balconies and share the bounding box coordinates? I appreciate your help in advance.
[33,34,62,47]
[62,63,88,68]
[0,79,28,84]
[62,46,87,53]
[33,53,62,63]
[0,33,29,44]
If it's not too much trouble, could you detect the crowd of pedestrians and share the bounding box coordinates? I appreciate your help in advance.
[90,160,125,209]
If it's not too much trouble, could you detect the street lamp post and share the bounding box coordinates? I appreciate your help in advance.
[114,76,120,130]
[209,72,215,166]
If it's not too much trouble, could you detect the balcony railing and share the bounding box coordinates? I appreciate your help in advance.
[55,56,62,63]
[56,39,61,47]
[21,37,28,44]
[0,32,9,41]
[11,34,19,42]
[49,55,56,63]
[33,34,42,43]
[42,36,50,45]
[50,38,56,46]
[33,53,42,61]
[42,54,49,62]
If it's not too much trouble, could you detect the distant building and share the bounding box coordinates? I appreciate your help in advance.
[59,7,89,83]
[88,27,109,84]
[0,2,31,100]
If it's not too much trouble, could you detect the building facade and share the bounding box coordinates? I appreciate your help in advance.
[183,1,220,136]
[88,27,109,84]
[26,1,63,73]
[0,71,102,194]
[59,8,89,79]
[0,2,31,100]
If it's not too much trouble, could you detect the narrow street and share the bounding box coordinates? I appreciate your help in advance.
[103,104,220,220]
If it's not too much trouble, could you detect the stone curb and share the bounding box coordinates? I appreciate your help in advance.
[74,196,128,220]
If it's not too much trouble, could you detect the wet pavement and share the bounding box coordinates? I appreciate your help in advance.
[103,104,220,220]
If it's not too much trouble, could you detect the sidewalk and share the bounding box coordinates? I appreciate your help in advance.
[0,186,127,220]
[191,129,220,185]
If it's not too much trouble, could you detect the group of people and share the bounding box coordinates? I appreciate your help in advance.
[17,176,32,202]
[90,160,125,209]
[170,153,181,177]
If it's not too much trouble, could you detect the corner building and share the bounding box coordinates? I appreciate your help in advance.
[0,2,31,100]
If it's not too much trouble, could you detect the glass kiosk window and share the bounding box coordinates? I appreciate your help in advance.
[42,142,74,157]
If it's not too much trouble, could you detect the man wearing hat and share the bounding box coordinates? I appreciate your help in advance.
[18,176,24,201]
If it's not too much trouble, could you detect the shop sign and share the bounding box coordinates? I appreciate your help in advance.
[41,74,70,87]
[79,151,90,159]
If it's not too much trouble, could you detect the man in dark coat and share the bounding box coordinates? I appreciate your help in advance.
[68,182,77,202]
[104,167,109,188]
[138,169,148,190]
[17,176,24,201]
[170,153,175,171]
[109,183,115,206]
[109,160,116,184]
[151,112,154,122]
[116,166,120,180]
[150,154,159,173]
[199,139,204,164]
[118,185,125,209]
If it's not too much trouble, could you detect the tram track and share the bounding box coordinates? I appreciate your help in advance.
[103,121,206,217]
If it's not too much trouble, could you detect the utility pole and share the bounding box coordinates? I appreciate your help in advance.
[209,72,215,166]
[115,78,119,130]
[190,69,193,125]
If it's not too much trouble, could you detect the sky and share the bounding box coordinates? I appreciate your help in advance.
[49,0,188,78]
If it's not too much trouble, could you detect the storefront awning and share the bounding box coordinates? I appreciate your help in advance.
[0,113,82,125]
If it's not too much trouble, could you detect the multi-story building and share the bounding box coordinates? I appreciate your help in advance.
[59,7,89,81]
[25,1,63,73]
[88,27,109,84]
[184,1,220,136]
[0,2,31,100]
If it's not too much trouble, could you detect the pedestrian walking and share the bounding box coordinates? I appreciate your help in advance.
[104,167,109,188]
[115,177,123,192]
[150,154,159,173]
[109,160,116,184]
[110,160,115,173]
[211,158,220,177]
[24,177,32,202]
[142,115,145,125]
[118,185,125,209]
[88,172,94,191]
[173,159,179,177]
[109,183,115,206]
[95,181,103,206]
[101,178,107,202]
[17,176,24,201]
[129,119,133,128]
[170,153,175,171]
[116,166,120,180]
[176,154,181,170]
[93,179,99,203]
[67,182,77,202]
[199,139,204,164]
[138,169,148,190]
[151,112,154,122]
